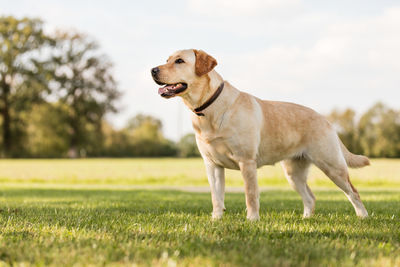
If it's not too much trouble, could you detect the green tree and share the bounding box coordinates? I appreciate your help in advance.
[124,114,177,157]
[25,102,70,157]
[178,133,200,157]
[0,16,53,156]
[126,114,164,141]
[49,31,120,157]
[359,103,400,157]
[102,122,133,157]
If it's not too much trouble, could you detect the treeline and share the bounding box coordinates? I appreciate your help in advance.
[1,16,399,158]
[27,110,200,158]
[14,100,400,158]
[328,102,400,158]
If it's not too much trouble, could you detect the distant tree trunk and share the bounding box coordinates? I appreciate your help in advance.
[0,79,11,157]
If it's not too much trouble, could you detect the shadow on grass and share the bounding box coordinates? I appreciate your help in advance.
[0,188,399,266]
[1,187,399,214]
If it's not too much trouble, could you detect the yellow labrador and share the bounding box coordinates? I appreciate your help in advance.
[151,49,370,220]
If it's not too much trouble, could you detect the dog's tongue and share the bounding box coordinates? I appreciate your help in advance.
[158,84,176,96]
[158,87,168,95]
[158,84,182,96]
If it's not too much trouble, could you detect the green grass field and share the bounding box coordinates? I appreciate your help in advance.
[0,158,399,266]
[0,158,399,187]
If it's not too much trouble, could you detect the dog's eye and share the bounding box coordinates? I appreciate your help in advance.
[175,58,185,64]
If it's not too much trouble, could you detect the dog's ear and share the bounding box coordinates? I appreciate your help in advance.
[193,49,217,76]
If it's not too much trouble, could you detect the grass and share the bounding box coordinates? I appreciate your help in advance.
[0,158,399,266]
[0,158,399,187]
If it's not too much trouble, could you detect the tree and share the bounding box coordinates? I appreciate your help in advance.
[124,114,177,157]
[102,122,133,157]
[49,31,120,157]
[178,133,200,157]
[0,16,53,156]
[358,103,400,157]
[25,102,70,157]
[126,114,163,141]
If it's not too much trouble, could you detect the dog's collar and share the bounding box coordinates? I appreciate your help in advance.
[193,82,224,116]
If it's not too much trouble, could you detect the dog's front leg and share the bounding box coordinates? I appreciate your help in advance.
[204,160,225,219]
[239,160,260,221]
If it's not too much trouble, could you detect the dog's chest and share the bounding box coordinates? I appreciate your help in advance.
[194,119,248,169]
[193,115,257,169]
[197,134,240,169]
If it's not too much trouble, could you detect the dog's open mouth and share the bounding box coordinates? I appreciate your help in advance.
[157,83,188,98]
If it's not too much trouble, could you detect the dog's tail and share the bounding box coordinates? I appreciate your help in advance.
[340,140,370,168]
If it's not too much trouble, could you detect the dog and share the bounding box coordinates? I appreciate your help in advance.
[151,49,370,220]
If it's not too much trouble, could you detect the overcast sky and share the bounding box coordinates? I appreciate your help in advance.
[1,0,399,140]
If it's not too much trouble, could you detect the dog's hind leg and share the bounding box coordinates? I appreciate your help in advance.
[308,135,368,218]
[281,158,315,218]
[314,158,368,218]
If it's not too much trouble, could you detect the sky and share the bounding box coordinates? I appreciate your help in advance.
[1,0,400,140]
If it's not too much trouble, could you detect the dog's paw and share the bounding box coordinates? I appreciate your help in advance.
[357,210,368,219]
[303,210,314,218]
[246,213,260,221]
[212,212,223,220]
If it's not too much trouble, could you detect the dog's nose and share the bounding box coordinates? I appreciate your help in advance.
[151,67,160,77]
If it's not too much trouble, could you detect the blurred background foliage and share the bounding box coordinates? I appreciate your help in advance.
[0,16,399,158]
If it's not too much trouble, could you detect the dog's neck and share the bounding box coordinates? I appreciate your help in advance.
[180,70,240,120]
[181,70,224,112]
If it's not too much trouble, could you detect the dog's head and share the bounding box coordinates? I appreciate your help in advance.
[151,49,217,98]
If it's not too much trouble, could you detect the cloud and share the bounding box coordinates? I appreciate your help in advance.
[216,6,400,111]
[188,0,302,17]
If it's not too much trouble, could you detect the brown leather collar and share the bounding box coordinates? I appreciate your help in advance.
[194,82,224,116]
